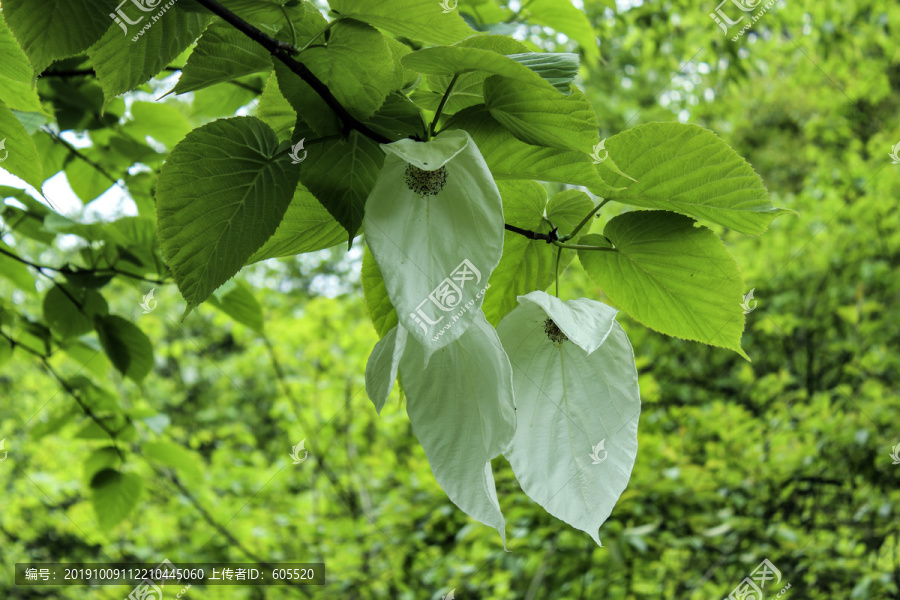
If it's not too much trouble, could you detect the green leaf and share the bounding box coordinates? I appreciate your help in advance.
[364,324,407,414]
[522,0,599,63]
[0,16,41,112]
[447,106,619,196]
[578,210,749,358]
[94,315,155,382]
[482,184,590,325]
[0,101,44,191]
[0,240,36,295]
[43,285,109,339]
[328,0,478,45]
[143,441,203,480]
[363,93,427,141]
[363,130,503,357]
[88,7,211,104]
[124,102,193,150]
[256,71,296,141]
[156,116,299,308]
[507,52,580,93]
[361,247,397,338]
[497,293,639,546]
[298,129,383,241]
[603,123,795,235]
[484,75,598,151]
[247,182,347,263]
[0,335,12,367]
[400,312,516,546]
[171,20,272,95]
[297,20,394,122]
[83,446,120,483]
[2,0,117,74]
[64,150,114,204]
[402,46,557,92]
[90,468,143,530]
[207,279,264,334]
[274,62,340,137]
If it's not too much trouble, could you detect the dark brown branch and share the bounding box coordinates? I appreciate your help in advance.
[505,223,559,243]
[193,0,392,144]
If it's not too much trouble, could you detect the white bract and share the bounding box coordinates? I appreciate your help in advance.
[364,324,407,414]
[399,311,516,546]
[364,130,504,360]
[498,291,641,546]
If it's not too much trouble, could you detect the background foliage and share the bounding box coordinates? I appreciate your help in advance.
[1,0,899,598]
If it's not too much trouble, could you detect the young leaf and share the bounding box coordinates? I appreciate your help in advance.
[256,72,296,141]
[364,324,408,414]
[484,76,598,151]
[247,182,347,263]
[90,468,144,530]
[94,315,155,382]
[402,46,556,92]
[2,0,117,74]
[602,123,795,235]
[156,117,299,309]
[400,312,516,546]
[507,53,580,93]
[0,16,42,112]
[497,294,640,547]
[363,130,504,358]
[170,19,272,95]
[328,0,478,45]
[88,8,211,104]
[0,101,44,192]
[578,210,749,358]
[447,107,621,196]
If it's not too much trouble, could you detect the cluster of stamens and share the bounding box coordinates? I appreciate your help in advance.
[543,318,568,344]
[404,163,448,197]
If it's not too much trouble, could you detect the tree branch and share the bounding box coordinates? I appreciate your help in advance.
[505,223,559,243]
[192,0,392,144]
